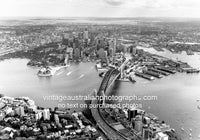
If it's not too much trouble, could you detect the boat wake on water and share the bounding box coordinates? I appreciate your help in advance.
[66,71,72,76]
[78,74,84,79]
[55,71,63,76]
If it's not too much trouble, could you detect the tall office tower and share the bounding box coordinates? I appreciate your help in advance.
[74,47,81,61]
[97,48,107,59]
[135,115,143,132]
[142,125,150,140]
[128,108,137,121]
[132,46,137,55]
[99,39,105,48]
[43,109,50,120]
[109,38,116,57]
[54,114,60,125]
[74,38,79,48]
[97,48,108,65]
[64,53,69,65]
[143,116,151,125]
[35,111,43,120]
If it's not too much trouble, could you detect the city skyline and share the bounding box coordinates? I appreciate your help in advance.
[0,0,200,18]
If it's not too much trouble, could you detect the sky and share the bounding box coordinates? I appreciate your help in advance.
[0,0,200,18]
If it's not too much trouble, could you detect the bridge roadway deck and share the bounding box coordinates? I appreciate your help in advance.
[91,68,130,140]
[91,99,128,140]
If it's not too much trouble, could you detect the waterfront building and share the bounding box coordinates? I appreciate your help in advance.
[155,132,169,140]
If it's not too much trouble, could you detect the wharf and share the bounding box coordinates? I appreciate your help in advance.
[186,69,200,73]
[148,68,170,76]
[135,72,155,80]
[143,70,163,78]
[156,66,176,74]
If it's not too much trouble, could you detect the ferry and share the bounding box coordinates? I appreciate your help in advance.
[37,67,53,77]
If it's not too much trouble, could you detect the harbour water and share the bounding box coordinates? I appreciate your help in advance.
[0,48,200,139]
[0,59,101,111]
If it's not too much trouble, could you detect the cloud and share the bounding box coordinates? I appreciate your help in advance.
[103,0,125,6]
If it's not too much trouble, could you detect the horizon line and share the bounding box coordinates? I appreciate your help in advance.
[0,16,200,19]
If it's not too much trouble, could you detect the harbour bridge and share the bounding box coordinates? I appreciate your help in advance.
[91,58,135,140]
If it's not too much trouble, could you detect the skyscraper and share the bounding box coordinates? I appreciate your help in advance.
[109,38,116,53]
[54,114,60,125]
[35,111,43,120]
[43,109,50,120]
[142,125,150,140]
[135,115,143,132]
[83,29,89,40]
[74,47,81,61]
[128,108,137,121]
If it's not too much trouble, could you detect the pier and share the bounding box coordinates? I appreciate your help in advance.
[148,68,170,76]
[143,70,163,78]
[156,66,176,74]
[135,72,155,80]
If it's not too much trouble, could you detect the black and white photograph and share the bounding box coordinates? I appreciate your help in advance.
[0,0,200,139]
